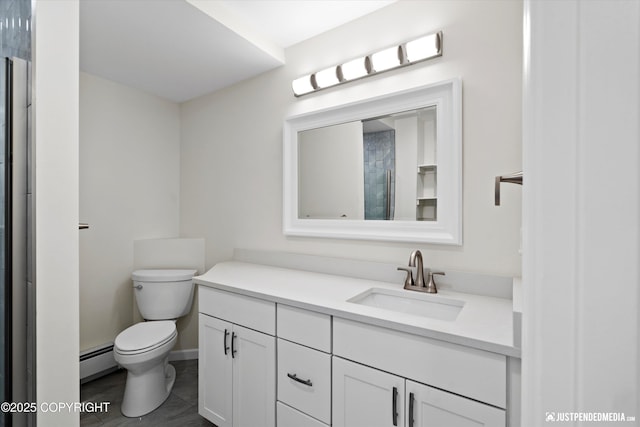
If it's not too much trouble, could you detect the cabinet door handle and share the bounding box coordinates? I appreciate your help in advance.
[392,386,398,426]
[223,329,230,355]
[287,373,313,387]
[231,332,237,358]
[409,392,415,427]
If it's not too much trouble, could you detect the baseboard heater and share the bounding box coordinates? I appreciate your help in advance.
[80,343,120,384]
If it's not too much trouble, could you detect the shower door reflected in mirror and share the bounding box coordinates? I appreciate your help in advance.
[362,125,395,220]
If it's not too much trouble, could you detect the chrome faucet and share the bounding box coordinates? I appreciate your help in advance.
[397,250,445,293]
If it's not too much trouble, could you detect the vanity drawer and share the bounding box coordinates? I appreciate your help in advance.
[333,317,506,408]
[277,304,331,352]
[277,339,331,424]
[277,402,328,427]
[198,286,275,335]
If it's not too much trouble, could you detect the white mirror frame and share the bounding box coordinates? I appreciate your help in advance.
[283,78,462,244]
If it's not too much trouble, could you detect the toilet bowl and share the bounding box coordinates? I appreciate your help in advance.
[113,269,196,417]
[114,321,178,417]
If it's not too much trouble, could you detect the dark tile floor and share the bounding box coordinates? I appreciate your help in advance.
[80,360,214,426]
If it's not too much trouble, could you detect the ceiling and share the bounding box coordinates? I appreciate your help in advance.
[80,0,397,103]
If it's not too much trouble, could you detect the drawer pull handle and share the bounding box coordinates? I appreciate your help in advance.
[287,373,313,387]
[231,332,237,358]
[409,392,415,427]
[223,329,230,355]
[392,386,398,426]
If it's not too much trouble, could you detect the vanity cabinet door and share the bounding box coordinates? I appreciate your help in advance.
[232,324,276,427]
[406,380,505,427]
[199,314,233,427]
[199,315,276,427]
[333,356,405,427]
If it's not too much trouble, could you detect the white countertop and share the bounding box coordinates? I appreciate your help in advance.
[195,261,520,358]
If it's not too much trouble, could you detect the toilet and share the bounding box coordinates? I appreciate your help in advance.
[114,269,197,417]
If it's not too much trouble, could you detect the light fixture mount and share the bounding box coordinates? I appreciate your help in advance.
[292,31,442,97]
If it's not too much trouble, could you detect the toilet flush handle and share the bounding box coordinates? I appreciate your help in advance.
[134,284,143,290]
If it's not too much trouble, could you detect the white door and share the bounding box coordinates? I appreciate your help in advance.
[333,356,405,427]
[522,1,640,422]
[198,314,233,427]
[232,324,276,427]
[406,380,505,427]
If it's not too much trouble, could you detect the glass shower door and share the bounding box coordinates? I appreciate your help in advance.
[0,57,8,425]
[1,1,33,424]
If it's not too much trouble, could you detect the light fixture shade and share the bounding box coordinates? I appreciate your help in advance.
[405,32,442,62]
[339,57,368,81]
[370,46,401,72]
[314,66,340,89]
[292,74,314,96]
[291,31,443,96]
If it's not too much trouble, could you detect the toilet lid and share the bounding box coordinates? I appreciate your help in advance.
[115,321,177,353]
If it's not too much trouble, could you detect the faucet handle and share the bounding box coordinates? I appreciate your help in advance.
[425,271,445,294]
[397,267,414,289]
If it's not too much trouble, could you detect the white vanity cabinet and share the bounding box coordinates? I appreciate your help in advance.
[406,380,505,427]
[333,357,505,427]
[196,269,517,427]
[276,304,332,427]
[333,318,507,427]
[198,286,276,427]
[333,356,405,427]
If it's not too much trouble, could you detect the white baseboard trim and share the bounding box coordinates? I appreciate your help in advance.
[169,348,198,361]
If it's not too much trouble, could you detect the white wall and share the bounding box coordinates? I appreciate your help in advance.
[79,72,181,351]
[132,237,205,351]
[180,1,523,277]
[394,116,418,220]
[33,0,80,425]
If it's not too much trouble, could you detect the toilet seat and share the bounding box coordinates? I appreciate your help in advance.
[115,321,177,355]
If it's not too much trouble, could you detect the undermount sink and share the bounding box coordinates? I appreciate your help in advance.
[347,287,464,321]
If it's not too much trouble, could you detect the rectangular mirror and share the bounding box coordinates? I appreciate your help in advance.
[283,78,462,244]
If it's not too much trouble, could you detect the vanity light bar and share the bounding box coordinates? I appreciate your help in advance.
[291,31,442,97]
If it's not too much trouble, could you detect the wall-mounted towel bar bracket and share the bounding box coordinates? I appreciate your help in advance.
[495,171,523,206]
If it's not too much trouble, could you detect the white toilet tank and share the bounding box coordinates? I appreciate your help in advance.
[132,269,197,320]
